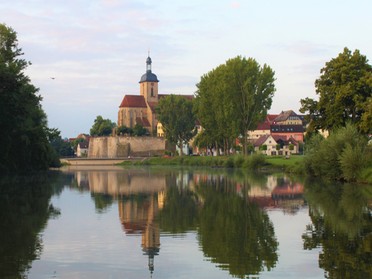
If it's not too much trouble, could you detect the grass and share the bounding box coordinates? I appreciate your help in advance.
[265,155,305,173]
[119,154,305,173]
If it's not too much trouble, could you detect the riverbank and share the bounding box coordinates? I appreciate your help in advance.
[119,154,303,172]
[118,154,372,184]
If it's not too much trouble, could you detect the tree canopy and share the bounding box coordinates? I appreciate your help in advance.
[0,24,53,173]
[300,47,372,134]
[195,56,275,155]
[90,115,116,136]
[156,95,196,156]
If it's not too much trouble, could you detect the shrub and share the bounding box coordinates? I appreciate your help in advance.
[224,157,234,168]
[234,155,245,168]
[339,144,366,181]
[304,123,368,181]
[243,153,266,170]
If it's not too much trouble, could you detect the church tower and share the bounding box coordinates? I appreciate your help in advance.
[139,55,159,103]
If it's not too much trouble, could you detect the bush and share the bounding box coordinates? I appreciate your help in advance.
[224,157,234,168]
[339,144,366,182]
[304,123,368,181]
[243,153,266,170]
[234,155,245,168]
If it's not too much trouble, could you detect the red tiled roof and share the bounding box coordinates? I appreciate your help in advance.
[253,135,271,147]
[119,95,147,108]
[147,102,158,113]
[256,122,271,130]
[254,114,278,130]
[267,114,278,122]
[136,117,151,127]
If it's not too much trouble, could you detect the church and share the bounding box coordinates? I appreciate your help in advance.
[118,55,193,136]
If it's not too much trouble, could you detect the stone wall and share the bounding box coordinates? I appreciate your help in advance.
[88,136,166,158]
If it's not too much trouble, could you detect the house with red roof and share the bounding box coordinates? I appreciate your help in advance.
[253,134,299,156]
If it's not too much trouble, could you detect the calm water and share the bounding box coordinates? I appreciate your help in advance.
[0,166,371,279]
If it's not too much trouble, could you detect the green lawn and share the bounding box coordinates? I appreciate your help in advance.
[265,155,304,168]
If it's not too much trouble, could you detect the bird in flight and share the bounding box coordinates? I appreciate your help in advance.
[50,77,55,80]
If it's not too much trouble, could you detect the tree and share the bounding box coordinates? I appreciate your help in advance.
[133,124,148,136]
[300,47,372,133]
[0,24,52,173]
[156,95,196,156]
[90,115,116,136]
[195,56,275,155]
[303,123,368,181]
[47,128,74,158]
[116,125,133,136]
[195,65,237,155]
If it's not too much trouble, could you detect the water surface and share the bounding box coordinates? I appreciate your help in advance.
[1,167,370,278]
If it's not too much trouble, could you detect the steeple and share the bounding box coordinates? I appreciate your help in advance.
[140,54,159,83]
[146,56,152,73]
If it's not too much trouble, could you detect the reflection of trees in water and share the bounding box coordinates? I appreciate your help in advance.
[158,175,278,278]
[0,173,60,278]
[157,186,199,233]
[303,180,372,278]
[196,180,278,278]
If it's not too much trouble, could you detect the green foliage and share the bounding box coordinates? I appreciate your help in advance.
[0,24,53,173]
[300,47,372,134]
[195,56,275,155]
[304,123,368,181]
[116,125,133,136]
[47,128,73,159]
[259,144,267,151]
[90,115,116,136]
[156,95,196,155]
[339,144,366,182]
[242,153,266,170]
[196,180,278,276]
[132,124,147,136]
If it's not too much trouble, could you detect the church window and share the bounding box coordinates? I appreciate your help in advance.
[151,87,154,97]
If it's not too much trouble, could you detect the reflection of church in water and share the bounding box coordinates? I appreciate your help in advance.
[118,192,164,276]
[70,167,168,277]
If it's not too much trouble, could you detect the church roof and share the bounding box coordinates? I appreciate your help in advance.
[139,55,159,83]
[136,117,151,127]
[119,95,147,108]
[139,72,159,83]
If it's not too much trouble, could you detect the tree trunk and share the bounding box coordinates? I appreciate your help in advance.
[178,141,183,156]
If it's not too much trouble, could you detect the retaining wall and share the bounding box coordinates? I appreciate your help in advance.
[88,136,166,158]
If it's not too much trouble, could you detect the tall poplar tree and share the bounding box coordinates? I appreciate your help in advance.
[195,56,275,155]
[0,24,52,173]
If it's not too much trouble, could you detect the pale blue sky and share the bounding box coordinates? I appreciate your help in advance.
[1,0,371,138]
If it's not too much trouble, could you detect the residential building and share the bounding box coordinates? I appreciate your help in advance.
[253,134,299,156]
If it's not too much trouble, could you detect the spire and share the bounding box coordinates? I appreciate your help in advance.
[146,51,152,73]
[140,53,159,83]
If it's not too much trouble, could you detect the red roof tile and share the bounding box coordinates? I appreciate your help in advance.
[119,95,147,108]
[253,135,271,147]
[135,117,151,127]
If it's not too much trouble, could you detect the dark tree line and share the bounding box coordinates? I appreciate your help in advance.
[0,24,57,173]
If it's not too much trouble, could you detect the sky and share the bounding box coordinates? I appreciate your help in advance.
[1,0,371,138]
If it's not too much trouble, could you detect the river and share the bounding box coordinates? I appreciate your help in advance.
[0,166,371,279]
